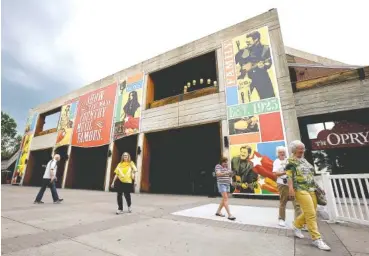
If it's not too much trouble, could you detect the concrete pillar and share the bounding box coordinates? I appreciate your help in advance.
[220,120,230,168]
[61,145,72,189]
[216,48,225,92]
[104,142,115,191]
[268,27,301,152]
[134,133,145,193]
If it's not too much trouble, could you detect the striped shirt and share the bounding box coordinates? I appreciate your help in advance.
[215,164,232,184]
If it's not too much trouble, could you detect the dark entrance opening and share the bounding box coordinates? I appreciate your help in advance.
[54,146,69,188]
[1,160,17,184]
[109,135,138,190]
[66,145,108,191]
[147,122,221,195]
[23,148,53,187]
[299,108,369,198]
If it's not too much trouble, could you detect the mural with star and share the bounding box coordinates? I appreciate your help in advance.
[113,73,144,140]
[222,26,287,195]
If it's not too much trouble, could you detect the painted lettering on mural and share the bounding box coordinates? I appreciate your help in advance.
[228,98,280,119]
[72,83,117,147]
[311,122,369,150]
[223,40,237,86]
[76,91,111,144]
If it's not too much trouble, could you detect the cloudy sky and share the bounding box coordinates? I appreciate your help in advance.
[2,0,368,133]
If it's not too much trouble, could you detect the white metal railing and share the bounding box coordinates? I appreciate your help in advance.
[321,173,369,226]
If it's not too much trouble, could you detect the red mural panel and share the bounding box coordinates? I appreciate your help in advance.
[259,112,284,142]
[72,83,117,147]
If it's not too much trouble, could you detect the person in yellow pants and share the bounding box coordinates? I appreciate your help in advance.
[285,140,331,251]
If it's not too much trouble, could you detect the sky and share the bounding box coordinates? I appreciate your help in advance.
[1,0,369,133]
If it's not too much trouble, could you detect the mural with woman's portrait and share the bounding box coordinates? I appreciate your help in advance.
[114,73,144,139]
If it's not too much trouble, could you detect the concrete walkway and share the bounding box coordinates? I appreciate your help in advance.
[1,185,368,256]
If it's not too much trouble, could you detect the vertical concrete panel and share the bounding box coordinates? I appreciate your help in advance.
[134,133,145,193]
[220,120,230,168]
[216,48,225,92]
[104,142,115,192]
[61,145,72,189]
[269,26,301,149]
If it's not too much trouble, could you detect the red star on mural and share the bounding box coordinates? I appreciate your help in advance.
[249,152,276,181]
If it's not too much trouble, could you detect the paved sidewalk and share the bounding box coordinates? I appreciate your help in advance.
[1,185,368,255]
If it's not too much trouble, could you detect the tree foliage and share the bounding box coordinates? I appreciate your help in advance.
[1,111,22,160]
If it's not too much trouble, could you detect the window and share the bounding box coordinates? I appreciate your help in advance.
[146,51,218,108]
[35,108,61,136]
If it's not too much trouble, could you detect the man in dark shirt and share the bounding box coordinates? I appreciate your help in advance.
[235,31,275,100]
[231,146,258,193]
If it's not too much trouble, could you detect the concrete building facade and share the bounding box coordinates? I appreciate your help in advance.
[10,9,369,196]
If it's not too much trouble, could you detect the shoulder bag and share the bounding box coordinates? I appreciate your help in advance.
[314,182,327,206]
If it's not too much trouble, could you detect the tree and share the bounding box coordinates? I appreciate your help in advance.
[1,111,22,160]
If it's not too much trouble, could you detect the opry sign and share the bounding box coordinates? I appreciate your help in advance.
[311,122,369,150]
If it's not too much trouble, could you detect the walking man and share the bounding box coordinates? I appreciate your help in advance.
[34,154,63,204]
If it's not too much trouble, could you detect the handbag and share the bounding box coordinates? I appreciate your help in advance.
[315,183,327,206]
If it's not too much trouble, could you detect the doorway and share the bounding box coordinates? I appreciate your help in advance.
[65,145,109,190]
[109,135,138,190]
[23,148,53,187]
[146,122,221,195]
[54,146,69,188]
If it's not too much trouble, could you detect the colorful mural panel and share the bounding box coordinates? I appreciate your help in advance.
[55,101,78,147]
[222,26,287,195]
[71,83,117,147]
[12,113,38,184]
[113,73,144,140]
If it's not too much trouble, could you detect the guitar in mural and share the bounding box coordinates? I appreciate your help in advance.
[238,57,272,80]
[232,175,259,193]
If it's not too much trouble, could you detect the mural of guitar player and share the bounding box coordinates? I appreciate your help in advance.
[223,26,286,196]
[230,144,279,195]
[55,101,78,147]
[231,145,258,194]
[233,28,277,103]
[228,116,259,135]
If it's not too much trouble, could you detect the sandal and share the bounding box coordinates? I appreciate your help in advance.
[228,216,236,221]
[215,212,225,217]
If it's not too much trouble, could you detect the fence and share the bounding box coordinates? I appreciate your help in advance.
[321,173,369,226]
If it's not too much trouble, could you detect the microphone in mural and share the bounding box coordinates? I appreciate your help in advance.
[241,92,245,103]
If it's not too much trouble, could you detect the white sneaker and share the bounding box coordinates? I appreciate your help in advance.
[278,219,286,227]
[128,207,132,213]
[293,225,305,239]
[302,225,308,231]
[312,239,331,251]
[116,210,123,215]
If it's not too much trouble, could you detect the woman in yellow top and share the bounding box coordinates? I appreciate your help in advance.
[111,152,137,215]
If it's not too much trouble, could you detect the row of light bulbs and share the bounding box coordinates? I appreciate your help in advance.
[183,78,218,93]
